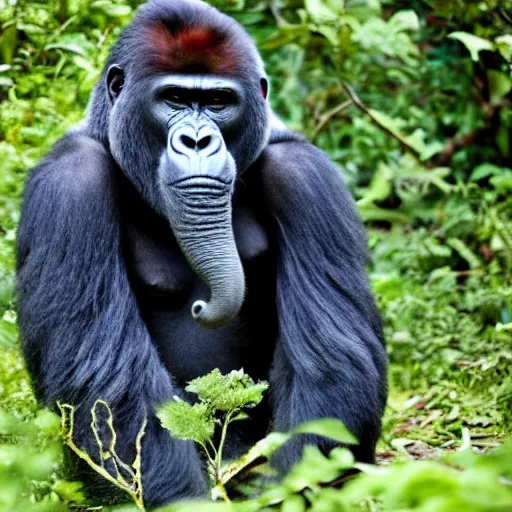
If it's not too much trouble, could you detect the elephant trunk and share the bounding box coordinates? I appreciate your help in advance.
[166,178,245,329]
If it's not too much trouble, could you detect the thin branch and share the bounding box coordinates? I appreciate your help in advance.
[341,81,422,161]
[312,99,352,140]
[211,480,231,502]
[207,439,218,459]
[497,7,512,24]
[431,100,508,167]
[269,0,291,27]
[91,400,136,482]
[216,410,234,473]
[199,441,217,471]
[58,403,146,512]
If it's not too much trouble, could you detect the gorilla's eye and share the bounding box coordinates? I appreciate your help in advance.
[209,100,226,111]
[206,89,235,111]
[162,88,187,106]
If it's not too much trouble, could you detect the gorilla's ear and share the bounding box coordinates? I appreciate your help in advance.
[106,65,125,104]
[260,78,268,100]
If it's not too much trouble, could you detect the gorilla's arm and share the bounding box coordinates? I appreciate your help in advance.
[16,133,206,506]
[258,140,387,468]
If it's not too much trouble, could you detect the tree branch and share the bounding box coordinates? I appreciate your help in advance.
[312,99,352,140]
[341,81,422,161]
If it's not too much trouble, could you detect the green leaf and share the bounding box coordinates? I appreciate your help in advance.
[448,32,494,61]
[357,203,410,224]
[186,369,268,412]
[208,0,245,11]
[0,318,18,347]
[292,418,359,444]
[90,1,132,18]
[0,409,36,436]
[368,109,416,149]
[496,34,512,60]
[490,174,512,194]
[469,163,510,182]
[51,480,85,502]
[305,0,344,23]
[487,70,512,102]
[33,409,61,435]
[446,238,482,269]
[283,445,348,491]
[220,432,291,484]
[45,34,95,57]
[329,446,356,468]
[282,494,307,512]
[315,25,339,46]
[157,399,215,444]
[388,10,419,32]
[358,162,393,206]
[346,0,381,21]
[231,411,249,422]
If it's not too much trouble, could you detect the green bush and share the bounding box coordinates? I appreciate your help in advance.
[0,0,511,510]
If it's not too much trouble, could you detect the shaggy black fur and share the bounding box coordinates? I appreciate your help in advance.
[17,0,387,506]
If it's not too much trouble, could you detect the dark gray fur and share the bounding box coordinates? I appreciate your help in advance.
[17,0,387,506]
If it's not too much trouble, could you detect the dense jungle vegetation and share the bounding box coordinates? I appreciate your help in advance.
[0,0,511,510]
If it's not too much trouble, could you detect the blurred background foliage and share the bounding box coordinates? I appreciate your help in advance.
[0,0,511,510]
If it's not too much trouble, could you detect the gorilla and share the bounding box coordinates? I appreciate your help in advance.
[16,0,387,506]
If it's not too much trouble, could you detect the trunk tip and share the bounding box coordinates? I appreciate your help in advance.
[192,300,206,319]
[191,299,240,329]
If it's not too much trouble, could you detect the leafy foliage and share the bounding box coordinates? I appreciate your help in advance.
[342,442,512,511]
[157,370,358,506]
[185,368,269,412]
[0,0,511,510]
[156,442,512,512]
[0,408,81,511]
[157,370,270,501]
[158,399,216,445]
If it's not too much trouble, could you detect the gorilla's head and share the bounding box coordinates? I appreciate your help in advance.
[87,0,270,329]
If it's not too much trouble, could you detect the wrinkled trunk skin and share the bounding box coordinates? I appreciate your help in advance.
[164,178,245,329]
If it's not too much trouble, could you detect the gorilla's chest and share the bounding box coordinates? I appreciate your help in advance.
[123,194,278,387]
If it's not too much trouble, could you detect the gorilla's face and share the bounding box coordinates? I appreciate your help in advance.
[151,74,244,186]
[106,66,269,329]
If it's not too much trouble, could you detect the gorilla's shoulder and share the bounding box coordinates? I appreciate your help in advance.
[268,128,305,145]
[257,134,349,218]
[42,131,111,165]
[261,138,335,185]
[28,131,117,194]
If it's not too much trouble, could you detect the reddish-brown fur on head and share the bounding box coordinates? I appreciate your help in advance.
[145,22,240,75]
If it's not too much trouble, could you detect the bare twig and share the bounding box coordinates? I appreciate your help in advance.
[341,81,422,161]
[269,0,290,27]
[472,441,501,448]
[58,402,147,512]
[211,481,232,502]
[432,101,509,167]
[312,99,352,140]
